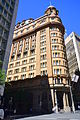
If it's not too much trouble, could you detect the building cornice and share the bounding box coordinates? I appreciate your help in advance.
[13,21,65,42]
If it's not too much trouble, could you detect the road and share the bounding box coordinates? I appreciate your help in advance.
[16,112,80,120]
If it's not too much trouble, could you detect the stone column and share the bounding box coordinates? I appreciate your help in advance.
[63,92,70,112]
[66,93,69,106]
[54,90,58,113]
[36,31,41,75]
[63,92,66,111]
[15,42,19,60]
[46,27,53,78]
[29,37,31,56]
[21,39,24,58]
[51,89,54,108]
[9,44,14,62]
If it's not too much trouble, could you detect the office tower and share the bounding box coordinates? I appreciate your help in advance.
[65,32,80,78]
[0,0,19,72]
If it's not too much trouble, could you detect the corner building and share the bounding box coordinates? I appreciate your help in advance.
[6,6,71,113]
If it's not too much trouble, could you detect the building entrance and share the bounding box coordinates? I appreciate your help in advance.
[57,92,63,110]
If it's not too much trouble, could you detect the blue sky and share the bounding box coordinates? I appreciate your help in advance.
[16,0,80,36]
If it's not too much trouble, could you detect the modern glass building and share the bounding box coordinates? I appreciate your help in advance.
[0,0,19,72]
[65,32,80,78]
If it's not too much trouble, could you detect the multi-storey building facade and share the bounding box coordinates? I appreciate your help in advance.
[6,6,71,113]
[65,32,80,78]
[0,0,19,72]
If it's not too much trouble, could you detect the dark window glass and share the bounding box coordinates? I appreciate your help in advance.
[10,7,13,14]
[2,0,5,5]
[1,17,5,25]
[6,3,9,10]
[1,39,7,50]
[0,5,3,13]
[8,14,12,21]
[0,26,3,35]
[4,10,7,17]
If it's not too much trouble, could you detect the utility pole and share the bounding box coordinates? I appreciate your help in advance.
[70,85,75,113]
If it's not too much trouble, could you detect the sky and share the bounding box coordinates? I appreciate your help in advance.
[16,0,80,36]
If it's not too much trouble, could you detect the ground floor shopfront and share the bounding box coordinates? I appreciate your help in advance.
[4,76,71,116]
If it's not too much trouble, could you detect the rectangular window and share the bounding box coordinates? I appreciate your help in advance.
[55,53,57,57]
[21,67,26,72]
[2,0,5,5]
[6,2,9,10]
[0,26,3,35]
[1,17,5,25]
[7,77,12,81]
[4,30,9,39]
[29,65,35,71]
[51,33,56,37]
[53,61,55,65]
[41,62,47,68]
[11,0,15,7]
[8,14,12,21]
[57,69,59,74]
[16,62,20,67]
[4,10,7,17]
[14,76,19,80]
[21,74,26,80]
[17,54,21,59]
[8,70,13,75]
[22,60,27,65]
[29,58,35,63]
[28,73,34,78]
[10,7,13,14]
[53,53,54,57]
[6,21,10,29]
[56,60,58,65]
[0,5,3,13]
[2,39,7,50]
[15,69,19,74]
[54,69,56,74]
[9,64,13,68]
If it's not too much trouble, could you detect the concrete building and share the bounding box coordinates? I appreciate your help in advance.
[0,0,19,72]
[65,32,80,78]
[6,5,71,114]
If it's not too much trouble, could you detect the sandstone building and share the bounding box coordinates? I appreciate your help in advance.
[6,5,71,114]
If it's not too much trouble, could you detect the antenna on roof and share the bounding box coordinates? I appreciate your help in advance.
[50,1,52,6]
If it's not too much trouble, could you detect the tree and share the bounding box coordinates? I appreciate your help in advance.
[0,69,6,85]
[0,60,6,85]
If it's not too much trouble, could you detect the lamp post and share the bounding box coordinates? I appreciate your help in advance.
[68,74,75,113]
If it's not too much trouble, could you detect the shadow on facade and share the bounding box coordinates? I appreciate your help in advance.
[4,75,53,117]
[72,78,80,110]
